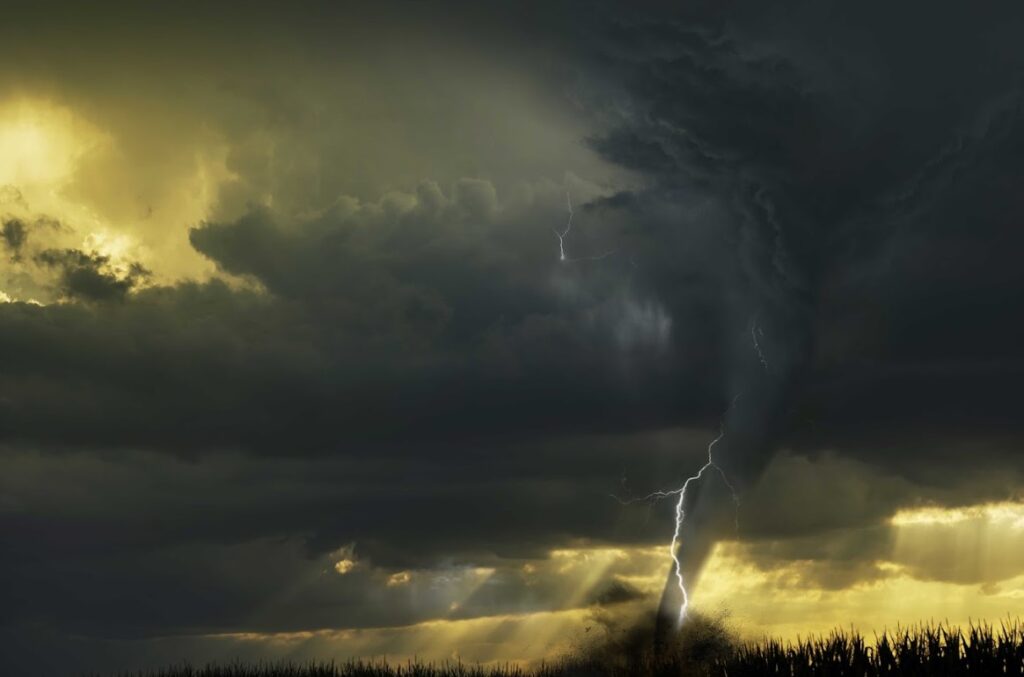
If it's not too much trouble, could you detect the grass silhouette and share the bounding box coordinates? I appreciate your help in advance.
[98,619,1024,677]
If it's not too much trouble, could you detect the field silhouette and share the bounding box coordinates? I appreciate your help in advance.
[96,618,1024,677]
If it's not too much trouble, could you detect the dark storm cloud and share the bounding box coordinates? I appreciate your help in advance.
[1,178,734,455]
[3,1,1024,673]
[0,172,728,650]
[555,0,1024,623]
[0,441,677,640]
[588,579,646,607]
[34,248,150,301]
[2,218,27,258]
[575,0,1024,469]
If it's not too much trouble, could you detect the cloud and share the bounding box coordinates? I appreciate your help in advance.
[2,1,1024,672]
[587,579,646,606]
[564,4,1024,624]
[2,218,27,258]
[34,248,150,302]
[2,177,735,458]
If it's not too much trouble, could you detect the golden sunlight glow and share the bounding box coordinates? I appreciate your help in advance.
[698,546,1024,642]
[142,520,1024,666]
[891,501,1024,527]
[386,571,412,587]
[557,548,629,607]
[549,546,665,607]
[0,99,104,186]
[694,501,1024,641]
[0,95,232,290]
[213,604,631,666]
[334,559,357,575]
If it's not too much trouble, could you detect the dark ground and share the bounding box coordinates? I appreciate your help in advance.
[95,618,1024,677]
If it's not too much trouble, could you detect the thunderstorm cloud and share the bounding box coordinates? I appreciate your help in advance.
[1,1,1023,675]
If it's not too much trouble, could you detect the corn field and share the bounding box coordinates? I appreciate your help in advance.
[722,622,1024,676]
[104,621,1024,677]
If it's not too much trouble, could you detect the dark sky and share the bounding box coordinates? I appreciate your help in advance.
[1,2,1023,675]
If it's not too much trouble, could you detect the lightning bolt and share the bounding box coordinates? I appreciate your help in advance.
[554,191,617,263]
[664,395,741,628]
[657,316,771,625]
[750,314,769,371]
[554,191,572,262]
[613,394,742,628]
[656,316,767,625]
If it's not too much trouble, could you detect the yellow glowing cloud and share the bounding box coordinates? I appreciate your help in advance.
[548,546,663,608]
[891,501,1024,527]
[0,95,232,293]
[334,559,357,575]
[692,501,1024,641]
[0,98,105,187]
[0,99,111,258]
[697,547,1024,642]
[386,571,412,587]
[212,604,627,666]
[146,517,1024,666]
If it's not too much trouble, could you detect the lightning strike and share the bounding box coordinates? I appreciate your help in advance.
[606,294,773,632]
[657,316,769,625]
[613,394,743,628]
[750,315,769,371]
[665,397,741,627]
[554,191,572,262]
[553,190,617,263]
[657,317,770,625]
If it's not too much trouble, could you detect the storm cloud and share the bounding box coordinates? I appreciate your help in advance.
[1,1,1024,675]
